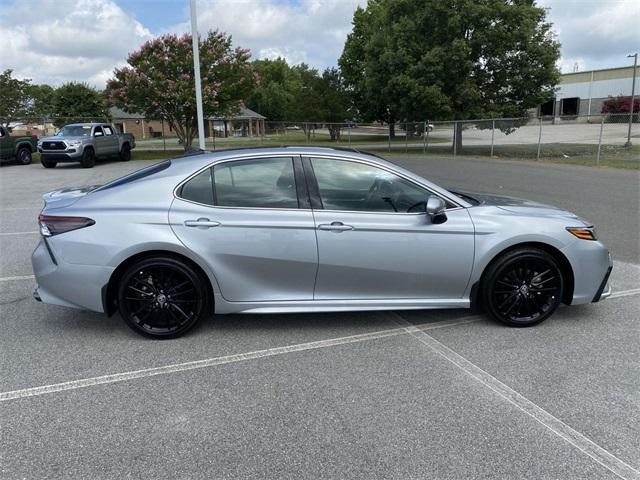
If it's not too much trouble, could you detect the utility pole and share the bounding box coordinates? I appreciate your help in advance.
[190,0,206,150]
[626,52,637,147]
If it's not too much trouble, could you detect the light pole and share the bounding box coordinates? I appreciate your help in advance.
[626,52,637,147]
[190,0,206,150]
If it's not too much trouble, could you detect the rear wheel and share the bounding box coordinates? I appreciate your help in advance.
[117,257,208,339]
[16,147,32,165]
[483,248,563,327]
[80,148,95,168]
[41,157,57,168]
[119,143,131,161]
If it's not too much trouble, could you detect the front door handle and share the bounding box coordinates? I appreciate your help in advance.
[184,218,221,229]
[317,221,354,232]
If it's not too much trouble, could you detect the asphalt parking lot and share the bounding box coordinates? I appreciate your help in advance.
[1,155,639,479]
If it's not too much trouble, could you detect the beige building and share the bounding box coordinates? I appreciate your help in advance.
[538,65,639,120]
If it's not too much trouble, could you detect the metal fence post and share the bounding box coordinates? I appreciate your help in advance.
[490,119,495,157]
[305,123,309,144]
[596,116,604,166]
[405,122,409,153]
[422,121,427,153]
[161,119,166,152]
[536,117,542,161]
[388,125,391,152]
[348,124,351,146]
[453,121,457,158]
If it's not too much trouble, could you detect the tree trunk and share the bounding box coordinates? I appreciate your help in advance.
[452,121,463,152]
[388,121,396,139]
[328,125,341,141]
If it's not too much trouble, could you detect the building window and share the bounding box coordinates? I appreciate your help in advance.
[561,97,580,116]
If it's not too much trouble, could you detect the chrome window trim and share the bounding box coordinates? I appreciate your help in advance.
[173,151,466,213]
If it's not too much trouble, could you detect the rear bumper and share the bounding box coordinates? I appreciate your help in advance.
[32,239,112,312]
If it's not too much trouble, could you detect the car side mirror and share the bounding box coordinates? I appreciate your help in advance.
[426,195,447,223]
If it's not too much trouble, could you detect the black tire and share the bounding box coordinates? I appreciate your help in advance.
[117,257,208,339]
[80,148,95,168]
[41,157,57,168]
[16,147,32,165]
[482,247,564,327]
[119,143,131,161]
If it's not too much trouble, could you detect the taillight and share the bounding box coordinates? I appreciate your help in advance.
[38,215,95,237]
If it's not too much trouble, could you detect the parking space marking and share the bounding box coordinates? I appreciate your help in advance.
[0,315,481,403]
[0,231,38,236]
[610,288,640,299]
[0,275,35,282]
[391,314,640,480]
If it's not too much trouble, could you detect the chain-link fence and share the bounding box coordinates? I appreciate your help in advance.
[4,113,638,166]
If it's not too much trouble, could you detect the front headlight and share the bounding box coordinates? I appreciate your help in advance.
[566,226,597,241]
[66,140,82,147]
[37,141,42,147]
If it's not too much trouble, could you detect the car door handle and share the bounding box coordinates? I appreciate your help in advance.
[184,218,221,228]
[317,222,354,232]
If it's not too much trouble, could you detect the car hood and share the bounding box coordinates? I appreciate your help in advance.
[455,191,591,225]
[42,185,101,210]
[40,135,88,142]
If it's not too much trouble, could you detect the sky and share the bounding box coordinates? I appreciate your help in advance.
[1,0,638,88]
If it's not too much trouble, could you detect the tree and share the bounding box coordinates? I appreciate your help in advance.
[339,0,560,148]
[602,95,640,122]
[51,82,107,127]
[28,84,56,118]
[247,58,300,122]
[315,68,352,140]
[108,31,258,149]
[0,69,32,128]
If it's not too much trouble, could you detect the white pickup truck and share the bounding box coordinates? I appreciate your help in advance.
[38,122,136,168]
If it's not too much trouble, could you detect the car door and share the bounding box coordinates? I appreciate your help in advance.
[169,156,318,302]
[92,126,109,156]
[304,156,475,300]
[0,127,9,158]
[102,125,119,154]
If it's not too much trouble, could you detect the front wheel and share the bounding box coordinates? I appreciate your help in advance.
[80,148,95,168]
[16,147,32,165]
[41,157,57,168]
[117,257,208,339]
[483,248,564,327]
[119,143,131,161]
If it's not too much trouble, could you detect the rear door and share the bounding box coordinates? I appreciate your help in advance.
[102,125,119,154]
[169,156,318,302]
[304,156,475,300]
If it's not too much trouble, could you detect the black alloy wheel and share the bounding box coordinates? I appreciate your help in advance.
[120,144,131,161]
[117,257,208,338]
[484,248,563,327]
[81,148,95,168]
[41,157,57,168]
[17,147,32,165]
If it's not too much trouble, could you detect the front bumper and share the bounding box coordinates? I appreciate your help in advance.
[592,263,613,302]
[39,151,81,162]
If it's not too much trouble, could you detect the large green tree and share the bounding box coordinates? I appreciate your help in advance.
[51,82,107,127]
[108,31,257,149]
[246,58,300,121]
[0,69,32,128]
[339,0,560,146]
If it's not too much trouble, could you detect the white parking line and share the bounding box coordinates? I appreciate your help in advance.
[0,231,38,236]
[391,313,640,480]
[0,316,480,402]
[0,274,35,282]
[610,288,640,299]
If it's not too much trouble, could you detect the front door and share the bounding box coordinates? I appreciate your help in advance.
[169,156,318,302]
[306,157,475,300]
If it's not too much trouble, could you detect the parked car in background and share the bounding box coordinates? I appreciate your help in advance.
[32,147,612,339]
[37,123,136,168]
[0,126,37,165]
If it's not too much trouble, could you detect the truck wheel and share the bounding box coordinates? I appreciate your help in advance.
[41,158,57,168]
[80,148,95,168]
[119,143,131,161]
[16,147,33,165]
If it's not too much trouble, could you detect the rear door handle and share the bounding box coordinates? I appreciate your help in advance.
[184,218,221,229]
[317,221,354,232]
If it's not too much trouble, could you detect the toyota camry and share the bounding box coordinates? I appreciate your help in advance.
[32,147,612,338]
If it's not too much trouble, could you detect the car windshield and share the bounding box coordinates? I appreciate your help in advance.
[57,125,92,137]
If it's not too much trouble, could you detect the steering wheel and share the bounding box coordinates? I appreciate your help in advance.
[407,200,427,213]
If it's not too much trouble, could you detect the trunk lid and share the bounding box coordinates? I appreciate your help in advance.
[42,185,101,210]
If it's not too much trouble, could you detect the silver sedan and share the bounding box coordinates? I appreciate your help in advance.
[32,147,613,338]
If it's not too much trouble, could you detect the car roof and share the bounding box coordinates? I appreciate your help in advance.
[64,123,107,127]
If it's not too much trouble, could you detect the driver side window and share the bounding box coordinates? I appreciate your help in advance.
[310,158,429,213]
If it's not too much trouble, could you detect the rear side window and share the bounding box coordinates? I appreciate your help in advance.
[103,126,114,135]
[180,168,214,205]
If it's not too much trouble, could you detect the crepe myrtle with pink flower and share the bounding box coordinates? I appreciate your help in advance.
[107,31,259,150]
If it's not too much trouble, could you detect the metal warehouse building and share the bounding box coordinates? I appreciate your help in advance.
[539,65,639,120]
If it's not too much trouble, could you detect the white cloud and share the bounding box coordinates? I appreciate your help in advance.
[167,0,366,70]
[540,0,640,72]
[0,0,152,87]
